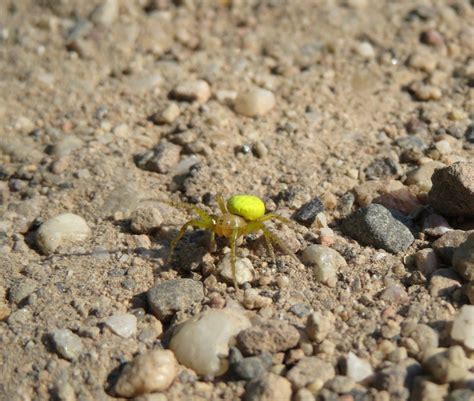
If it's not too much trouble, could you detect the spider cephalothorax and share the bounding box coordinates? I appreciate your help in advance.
[169,194,298,287]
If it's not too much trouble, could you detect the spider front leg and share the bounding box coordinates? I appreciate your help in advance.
[168,219,212,263]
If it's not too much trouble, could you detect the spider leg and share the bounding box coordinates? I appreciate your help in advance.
[262,228,276,264]
[216,193,227,214]
[209,231,217,253]
[229,227,239,288]
[257,212,293,225]
[260,225,299,264]
[168,219,212,263]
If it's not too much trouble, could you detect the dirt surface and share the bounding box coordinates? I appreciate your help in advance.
[0,1,473,400]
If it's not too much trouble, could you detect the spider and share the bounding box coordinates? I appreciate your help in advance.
[168,194,299,287]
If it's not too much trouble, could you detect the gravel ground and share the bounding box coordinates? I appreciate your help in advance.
[1,1,474,401]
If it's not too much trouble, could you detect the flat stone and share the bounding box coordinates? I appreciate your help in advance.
[293,197,324,226]
[453,233,474,281]
[428,162,474,217]
[450,305,474,350]
[234,88,275,117]
[115,350,177,397]
[105,313,137,338]
[169,308,250,376]
[342,204,414,253]
[237,319,300,356]
[130,207,163,234]
[50,329,83,361]
[36,213,91,255]
[147,279,204,321]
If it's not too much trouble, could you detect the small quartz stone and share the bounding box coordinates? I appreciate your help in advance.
[50,329,84,361]
[172,80,211,103]
[36,213,91,255]
[115,350,178,397]
[169,308,250,376]
[450,305,474,351]
[346,352,373,382]
[234,88,275,117]
[105,313,137,338]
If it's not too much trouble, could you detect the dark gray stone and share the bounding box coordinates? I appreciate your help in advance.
[364,158,401,180]
[147,278,204,320]
[342,204,414,253]
[293,197,324,226]
[232,352,272,380]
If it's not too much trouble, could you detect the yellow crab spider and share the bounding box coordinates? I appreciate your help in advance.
[169,194,299,287]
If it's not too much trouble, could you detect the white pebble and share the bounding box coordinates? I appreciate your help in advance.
[90,0,119,26]
[234,88,275,117]
[105,313,137,338]
[218,255,256,285]
[169,308,250,376]
[36,213,91,255]
[346,352,373,382]
[157,103,180,124]
[301,245,346,287]
[451,305,474,350]
[435,140,452,155]
[357,42,375,59]
[173,80,211,103]
[115,350,178,398]
[51,329,84,361]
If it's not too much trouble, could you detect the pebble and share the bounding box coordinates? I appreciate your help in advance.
[50,329,84,361]
[450,305,474,351]
[172,80,211,103]
[325,375,356,393]
[90,0,119,26]
[293,197,324,226]
[301,245,346,287]
[252,141,268,158]
[242,289,272,310]
[432,230,473,264]
[374,359,422,396]
[286,356,335,388]
[428,162,474,217]
[453,233,474,281]
[409,324,439,357]
[364,157,401,180]
[405,161,445,192]
[409,82,442,101]
[356,41,375,59]
[135,142,181,174]
[115,350,177,398]
[218,255,256,285]
[126,73,163,93]
[420,29,444,46]
[411,376,448,401]
[422,214,452,237]
[305,310,335,343]
[423,346,470,384]
[245,372,292,401]
[380,284,409,304]
[289,303,312,318]
[169,308,250,376]
[234,88,275,117]
[408,51,437,73]
[50,135,83,157]
[105,313,137,338]
[36,213,91,255]
[346,352,373,383]
[101,186,142,218]
[147,279,204,321]
[237,319,300,356]
[232,352,272,381]
[152,103,180,125]
[465,124,474,143]
[429,269,462,297]
[130,207,163,234]
[342,204,414,253]
[466,282,474,305]
[8,279,37,305]
[415,248,439,276]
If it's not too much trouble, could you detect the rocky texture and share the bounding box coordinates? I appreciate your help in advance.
[453,233,474,281]
[234,88,276,117]
[428,162,474,217]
